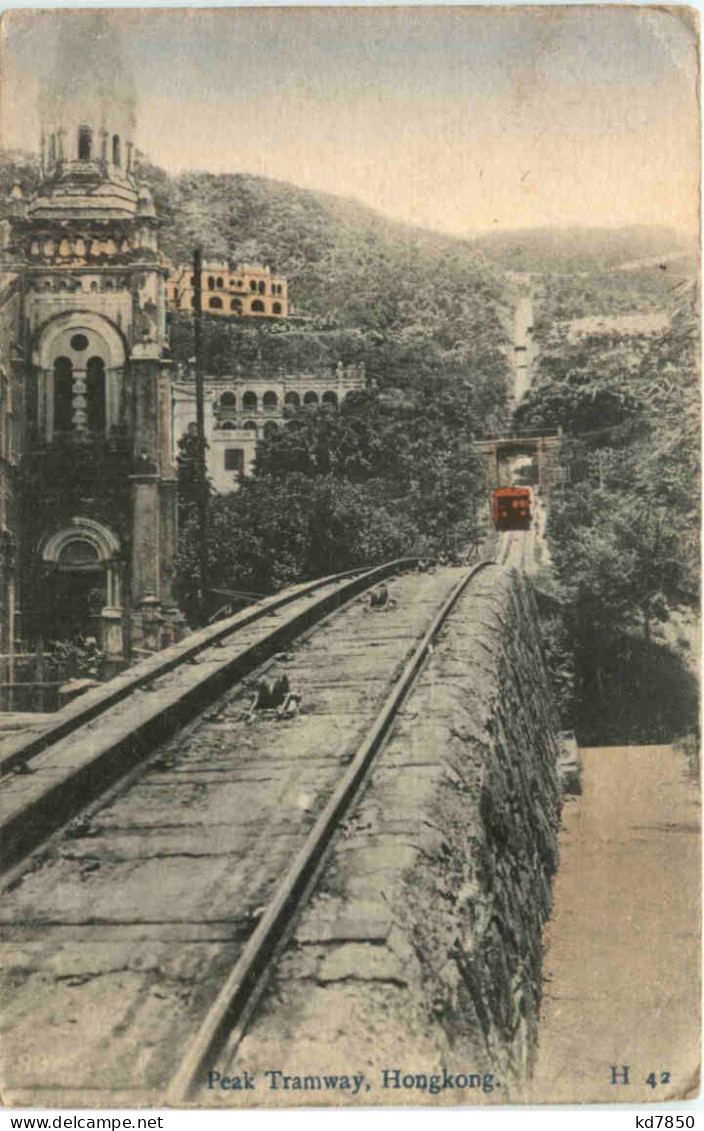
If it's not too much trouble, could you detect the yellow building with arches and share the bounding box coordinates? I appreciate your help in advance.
[167,262,288,318]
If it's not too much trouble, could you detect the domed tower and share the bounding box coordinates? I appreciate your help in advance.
[7,10,178,668]
[33,10,139,221]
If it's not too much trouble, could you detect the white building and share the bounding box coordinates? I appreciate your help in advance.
[171,364,367,492]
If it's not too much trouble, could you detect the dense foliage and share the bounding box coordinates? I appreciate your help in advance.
[139,160,516,620]
[175,385,496,623]
[0,147,512,622]
[154,159,514,615]
[2,148,698,744]
[519,277,699,742]
[143,161,509,337]
[150,160,514,406]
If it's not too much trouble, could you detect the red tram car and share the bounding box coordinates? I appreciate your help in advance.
[492,486,532,531]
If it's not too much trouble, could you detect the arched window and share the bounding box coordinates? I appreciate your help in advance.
[58,538,100,566]
[112,135,121,167]
[86,357,106,434]
[78,126,92,160]
[263,391,278,410]
[220,420,237,430]
[303,391,319,406]
[263,421,279,439]
[244,420,257,432]
[284,391,300,407]
[243,391,257,411]
[209,297,222,310]
[216,277,224,289]
[220,391,236,407]
[230,299,242,312]
[208,276,215,291]
[251,300,265,313]
[272,303,282,315]
[322,390,338,407]
[250,280,257,292]
[54,357,73,433]
[258,280,266,295]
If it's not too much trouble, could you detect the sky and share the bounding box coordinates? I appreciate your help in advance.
[0,5,699,237]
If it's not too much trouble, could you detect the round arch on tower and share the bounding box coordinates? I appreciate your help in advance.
[40,516,121,566]
[39,517,124,634]
[33,311,126,371]
[31,312,128,440]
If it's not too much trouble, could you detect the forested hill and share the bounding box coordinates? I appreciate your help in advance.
[0,149,506,325]
[143,162,509,342]
[0,148,513,391]
[133,160,513,390]
[471,225,696,274]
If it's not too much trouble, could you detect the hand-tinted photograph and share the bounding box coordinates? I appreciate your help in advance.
[0,5,699,1109]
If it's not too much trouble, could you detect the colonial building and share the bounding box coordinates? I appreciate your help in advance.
[171,363,367,491]
[1,12,179,665]
[167,261,288,318]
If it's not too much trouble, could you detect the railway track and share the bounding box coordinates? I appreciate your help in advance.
[498,529,536,570]
[0,560,415,873]
[499,531,514,566]
[1,559,492,1107]
[0,561,421,781]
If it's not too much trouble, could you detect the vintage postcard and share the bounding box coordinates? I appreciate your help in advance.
[0,3,699,1112]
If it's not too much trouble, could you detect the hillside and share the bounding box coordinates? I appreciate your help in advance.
[471,225,696,274]
[2,148,694,397]
[140,162,513,391]
[0,148,513,395]
[143,163,507,327]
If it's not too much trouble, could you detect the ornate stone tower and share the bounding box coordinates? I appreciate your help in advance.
[7,11,177,665]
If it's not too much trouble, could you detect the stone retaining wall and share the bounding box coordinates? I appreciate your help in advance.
[220,566,563,1106]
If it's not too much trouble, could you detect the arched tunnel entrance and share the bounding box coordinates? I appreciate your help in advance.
[477,430,563,493]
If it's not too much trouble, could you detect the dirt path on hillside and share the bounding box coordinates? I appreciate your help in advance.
[531,744,700,1104]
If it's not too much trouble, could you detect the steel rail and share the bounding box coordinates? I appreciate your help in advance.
[0,559,426,875]
[167,558,495,1104]
[0,559,417,779]
[499,531,514,566]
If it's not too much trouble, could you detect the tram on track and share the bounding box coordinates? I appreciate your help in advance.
[492,486,532,531]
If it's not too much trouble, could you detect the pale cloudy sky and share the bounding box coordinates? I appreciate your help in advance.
[1,5,699,236]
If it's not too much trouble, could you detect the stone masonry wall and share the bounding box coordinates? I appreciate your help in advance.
[223,566,563,1107]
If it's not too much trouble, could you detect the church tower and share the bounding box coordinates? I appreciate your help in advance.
[8,11,178,665]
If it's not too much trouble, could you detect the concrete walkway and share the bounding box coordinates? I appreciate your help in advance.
[532,745,700,1104]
